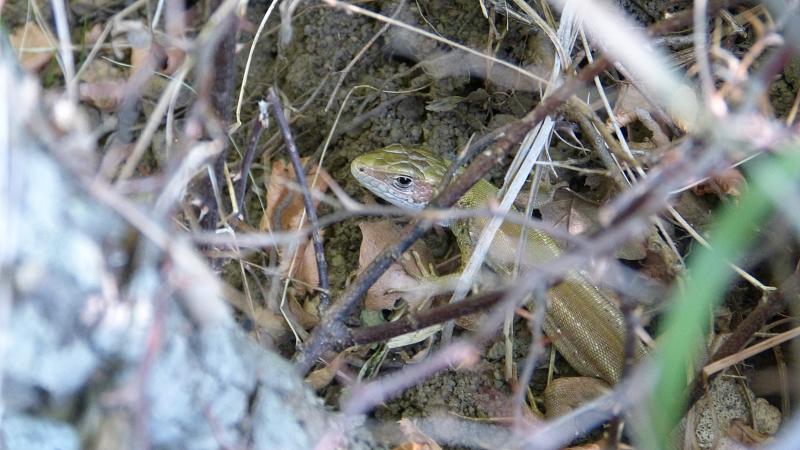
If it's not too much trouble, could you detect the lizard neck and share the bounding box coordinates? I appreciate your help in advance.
[456,179,500,209]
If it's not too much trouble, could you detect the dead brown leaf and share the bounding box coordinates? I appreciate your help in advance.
[261,159,330,295]
[727,418,771,446]
[163,45,186,75]
[357,220,433,311]
[612,83,670,147]
[392,418,442,450]
[693,167,746,198]
[77,58,127,111]
[79,81,124,111]
[287,295,319,329]
[10,22,54,72]
[305,351,348,390]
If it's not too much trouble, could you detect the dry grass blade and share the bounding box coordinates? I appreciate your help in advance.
[703,326,800,378]
[7,0,800,447]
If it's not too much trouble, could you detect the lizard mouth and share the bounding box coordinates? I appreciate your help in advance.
[350,160,374,186]
[350,161,387,197]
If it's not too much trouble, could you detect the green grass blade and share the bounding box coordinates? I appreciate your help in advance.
[647,147,800,448]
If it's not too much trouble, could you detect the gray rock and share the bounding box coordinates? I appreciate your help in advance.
[1,414,80,450]
[0,32,376,450]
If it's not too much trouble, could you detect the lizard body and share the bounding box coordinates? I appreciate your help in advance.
[351,144,647,383]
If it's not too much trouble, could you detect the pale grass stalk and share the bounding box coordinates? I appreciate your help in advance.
[556,0,701,128]
[279,84,373,346]
[234,0,281,131]
[702,326,800,377]
[579,29,684,265]
[511,0,570,67]
[693,0,716,105]
[51,0,77,102]
[580,26,770,292]
[667,205,775,293]
[322,0,550,87]
[154,141,223,216]
[16,0,56,62]
[223,160,238,216]
[116,62,191,181]
[787,87,800,125]
[441,1,580,344]
[151,0,165,29]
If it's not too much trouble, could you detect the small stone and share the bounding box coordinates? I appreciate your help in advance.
[754,398,781,435]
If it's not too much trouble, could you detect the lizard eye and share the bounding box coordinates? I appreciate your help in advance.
[393,176,413,190]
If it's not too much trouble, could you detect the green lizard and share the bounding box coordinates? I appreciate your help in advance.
[351,144,647,384]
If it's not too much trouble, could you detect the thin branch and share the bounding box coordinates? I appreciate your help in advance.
[267,87,331,310]
[234,0,281,130]
[234,101,269,216]
[343,341,480,416]
[50,0,77,102]
[295,220,429,374]
[511,286,548,422]
[608,297,646,448]
[694,0,716,104]
[347,290,506,346]
[686,271,799,407]
[193,0,241,232]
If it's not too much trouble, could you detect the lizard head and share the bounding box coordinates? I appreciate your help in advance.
[351,144,449,211]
